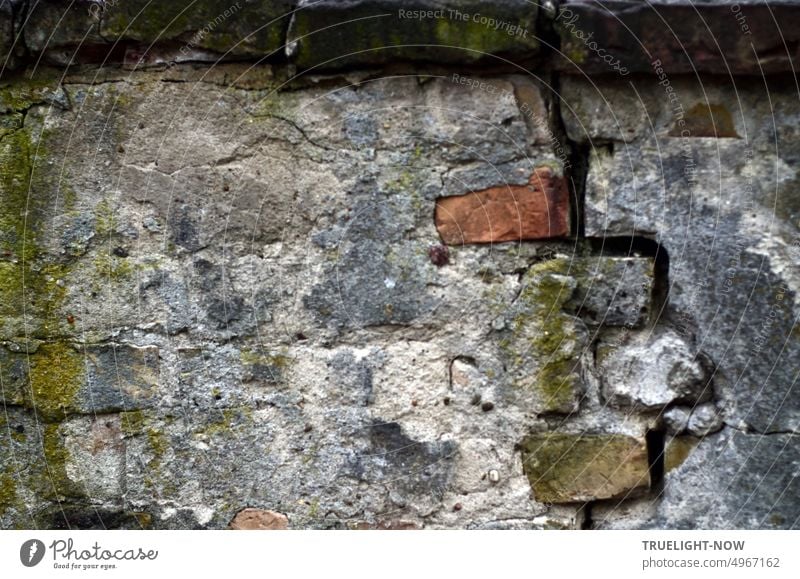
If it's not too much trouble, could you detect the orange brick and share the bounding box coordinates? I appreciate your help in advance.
[435,167,570,244]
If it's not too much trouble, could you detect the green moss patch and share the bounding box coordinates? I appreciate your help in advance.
[37,422,82,500]
[503,259,583,413]
[28,342,84,421]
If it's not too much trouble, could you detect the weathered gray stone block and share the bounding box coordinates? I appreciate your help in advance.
[663,404,725,437]
[574,75,800,433]
[81,344,160,414]
[599,327,712,410]
[564,256,654,327]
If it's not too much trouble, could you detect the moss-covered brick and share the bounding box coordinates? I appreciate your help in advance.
[288,0,540,70]
[0,96,78,341]
[500,260,586,414]
[520,432,650,503]
[1,342,159,419]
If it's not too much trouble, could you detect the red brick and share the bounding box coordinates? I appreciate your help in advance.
[435,167,570,244]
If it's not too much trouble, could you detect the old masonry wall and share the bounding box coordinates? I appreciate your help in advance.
[1,0,799,529]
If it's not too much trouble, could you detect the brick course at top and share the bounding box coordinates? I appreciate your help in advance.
[4,1,800,74]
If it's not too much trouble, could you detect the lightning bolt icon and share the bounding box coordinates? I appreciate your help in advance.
[28,542,38,563]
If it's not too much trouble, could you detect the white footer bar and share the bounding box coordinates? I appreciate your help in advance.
[1,530,796,578]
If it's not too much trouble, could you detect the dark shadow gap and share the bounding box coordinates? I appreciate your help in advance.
[645,428,666,493]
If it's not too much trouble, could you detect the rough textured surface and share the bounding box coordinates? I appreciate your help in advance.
[0,67,578,530]
[599,328,711,409]
[287,0,540,69]
[0,1,798,531]
[22,0,295,64]
[229,508,289,530]
[2,2,800,74]
[520,433,650,503]
[594,429,800,529]
[556,0,800,75]
[565,75,800,435]
[563,256,654,327]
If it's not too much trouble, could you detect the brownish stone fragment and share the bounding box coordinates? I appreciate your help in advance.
[667,103,739,138]
[435,167,570,244]
[229,508,289,530]
[520,433,650,503]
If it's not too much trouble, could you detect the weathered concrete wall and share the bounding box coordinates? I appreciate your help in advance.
[0,0,799,530]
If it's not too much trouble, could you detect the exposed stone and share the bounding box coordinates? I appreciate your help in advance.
[560,75,752,146]
[287,0,540,70]
[556,0,800,75]
[0,343,159,419]
[662,406,691,435]
[498,260,588,414]
[594,429,800,529]
[81,345,161,414]
[229,508,289,530]
[435,167,570,244]
[572,74,800,433]
[352,421,457,510]
[559,76,648,144]
[664,435,700,474]
[520,433,650,503]
[599,328,711,410]
[563,257,654,327]
[687,404,724,437]
[19,0,294,64]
